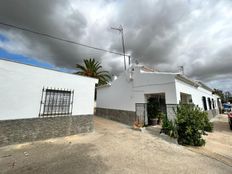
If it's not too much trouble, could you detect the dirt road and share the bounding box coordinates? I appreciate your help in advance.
[189,114,232,167]
[0,116,231,174]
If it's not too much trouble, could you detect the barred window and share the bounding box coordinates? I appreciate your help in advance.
[39,88,74,117]
[208,97,212,110]
[202,96,207,111]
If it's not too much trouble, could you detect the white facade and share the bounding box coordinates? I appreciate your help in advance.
[0,59,98,120]
[175,79,220,110]
[97,65,221,114]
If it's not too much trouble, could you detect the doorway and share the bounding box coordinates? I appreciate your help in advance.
[145,93,166,125]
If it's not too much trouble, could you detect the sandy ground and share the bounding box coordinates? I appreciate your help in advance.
[189,114,232,167]
[0,116,232,174]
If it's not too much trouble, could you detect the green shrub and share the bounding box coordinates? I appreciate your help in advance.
[157,112,165,125]
[201,112,213,132]
[175,105,207,146]
[161,115,178,138]
[161,105,213,146]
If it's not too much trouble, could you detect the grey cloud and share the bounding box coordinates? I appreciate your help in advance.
[0,0,232,92]
[190,44,232,81]
[0,0,91,68]
[109,0,191,67]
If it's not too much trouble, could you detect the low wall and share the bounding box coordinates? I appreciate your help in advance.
[96,107,136,125]
[0,115,93,147]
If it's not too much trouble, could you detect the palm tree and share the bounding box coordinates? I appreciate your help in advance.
[75,58,111,86]
[75,59,111,101]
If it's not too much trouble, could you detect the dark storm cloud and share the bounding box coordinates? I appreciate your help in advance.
[0,0,100,68]
[110,0,232,91]
[190,44,232,81]
[110,0,189,64]
[0,0,232,91]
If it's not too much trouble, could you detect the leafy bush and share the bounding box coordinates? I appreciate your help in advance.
[175,105,208,146]
[201,112,213,132]
[161,115,178,138]
[157,112,164,125]
[161,105,213,146]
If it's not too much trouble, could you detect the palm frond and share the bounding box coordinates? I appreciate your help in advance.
[74,58,111,85]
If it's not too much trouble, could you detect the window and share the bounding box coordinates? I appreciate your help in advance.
[208,97,212,110]
[180,93,193,104]
[39,88,74,117]
[202,97,207,111]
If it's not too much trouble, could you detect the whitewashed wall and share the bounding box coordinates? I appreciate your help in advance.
[133,67,177,105]
[0,59,98,120]
[175,79,219,110]
[97,72,135,111]
[97,67,177,111]
[97,65,221,114]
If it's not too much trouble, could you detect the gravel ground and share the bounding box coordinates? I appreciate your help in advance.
[0,116,232,174]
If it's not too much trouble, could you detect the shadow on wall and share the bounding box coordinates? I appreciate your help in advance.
[0,143,109,174]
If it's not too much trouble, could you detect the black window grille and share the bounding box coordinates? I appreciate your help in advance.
[208,97,212,110]
[202,96,207,111]
[39,87,74,117]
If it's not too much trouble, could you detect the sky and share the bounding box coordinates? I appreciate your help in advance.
[0,0,232,92]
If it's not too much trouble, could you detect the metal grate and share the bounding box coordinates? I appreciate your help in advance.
[39,87,74,117]
[135,103,148,126]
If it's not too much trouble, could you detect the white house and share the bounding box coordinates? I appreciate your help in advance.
[0,58,98,146]
[96,64,221,125]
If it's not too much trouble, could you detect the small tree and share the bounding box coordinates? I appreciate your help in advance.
[175,105,213,146]
[161,105,213,146]
[213,88,224,102]
[75,58,111,100]
[75,58,111,86]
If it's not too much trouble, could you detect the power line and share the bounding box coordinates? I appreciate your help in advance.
[0,21,130,57]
